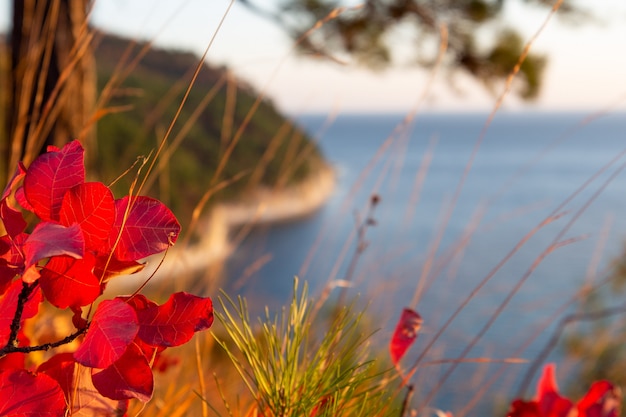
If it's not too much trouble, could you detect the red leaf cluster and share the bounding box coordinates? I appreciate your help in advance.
[508,364,620,417]
[0,141,214,412]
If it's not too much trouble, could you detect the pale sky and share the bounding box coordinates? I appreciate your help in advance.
[2,0,626,113]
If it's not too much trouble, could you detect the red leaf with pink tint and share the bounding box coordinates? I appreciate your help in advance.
[23,222,84,269]
[390,308,422,365]
[110,196,180,261]
[0,369,66,416]
[0,280,42,345]
[92,342,154,402]
[40,254,101,308]
[60,182,115,252]
[74,299,138,369]
[23,140,85,221]
[536,363,574,417]
[134,292,213,347]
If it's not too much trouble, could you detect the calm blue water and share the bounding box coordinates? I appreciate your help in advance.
[221,111,626,415]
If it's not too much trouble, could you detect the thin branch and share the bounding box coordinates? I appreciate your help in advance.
[0,325,88,358]
[336,194,380,307]
[7,282,37,348]
[1,280,89,359]
[399,384,414,417]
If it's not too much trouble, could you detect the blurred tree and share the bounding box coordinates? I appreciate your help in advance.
[560,256,626,403]
[2,0,582,180]
[239,0,586,99]
[3,0,95,179]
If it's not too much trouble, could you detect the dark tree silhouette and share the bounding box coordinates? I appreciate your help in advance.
[4,0,95,178]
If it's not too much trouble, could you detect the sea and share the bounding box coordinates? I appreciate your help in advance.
[219,111,626,415]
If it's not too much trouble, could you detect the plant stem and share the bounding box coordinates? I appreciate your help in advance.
[0,326,88,358]
[7,281,37,348]
[336,194,379,307]
[1,280,89,358]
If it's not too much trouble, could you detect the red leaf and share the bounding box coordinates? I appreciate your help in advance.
[0,332,29,370]
[536,363,574,417]
[39,353,129,416]
[123,293,157,311]
[92,342,154,402]
[40,254,101,308]
[23,140,85,221]
[1,163,26,201]
[0,200,26,239]
[0,233,26,269]
[60,182,115,252]
[153,353,180,373]
[15,185,33,212]
[71,306,88,330]
[507,399,542,417]
[0,369,66,416]
[390,308,422,366]
[38,352,76,398]
[23,222,84,269]
[1,164,27,238]
[509,365,620,417]
[110,196,180,261]
[122,295,166,362]
[134,292,213,347]
[0,232,26,291]
[0,260,17,296]
[0,350,26,370]
[74,299,138,368]
[93,255,145,282]
[577,380,620,417]
[0,280,42,345]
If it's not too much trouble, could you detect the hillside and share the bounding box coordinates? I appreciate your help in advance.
[1,32,326,223]
[92,33,325,221]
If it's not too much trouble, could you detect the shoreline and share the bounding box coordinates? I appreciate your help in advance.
[211,164,336,227]
[197,163,336,262]
[107,164,336,290]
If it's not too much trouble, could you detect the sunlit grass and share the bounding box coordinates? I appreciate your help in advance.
[212,278,398,416]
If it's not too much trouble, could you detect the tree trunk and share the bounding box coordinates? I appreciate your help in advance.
[5,0,95,178]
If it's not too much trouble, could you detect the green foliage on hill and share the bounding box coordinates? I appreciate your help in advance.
[0,33,324,222]
[92,34,324,221]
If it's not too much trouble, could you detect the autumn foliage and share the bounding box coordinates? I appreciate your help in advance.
[507,364,620,417]
[0,141,213,415]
